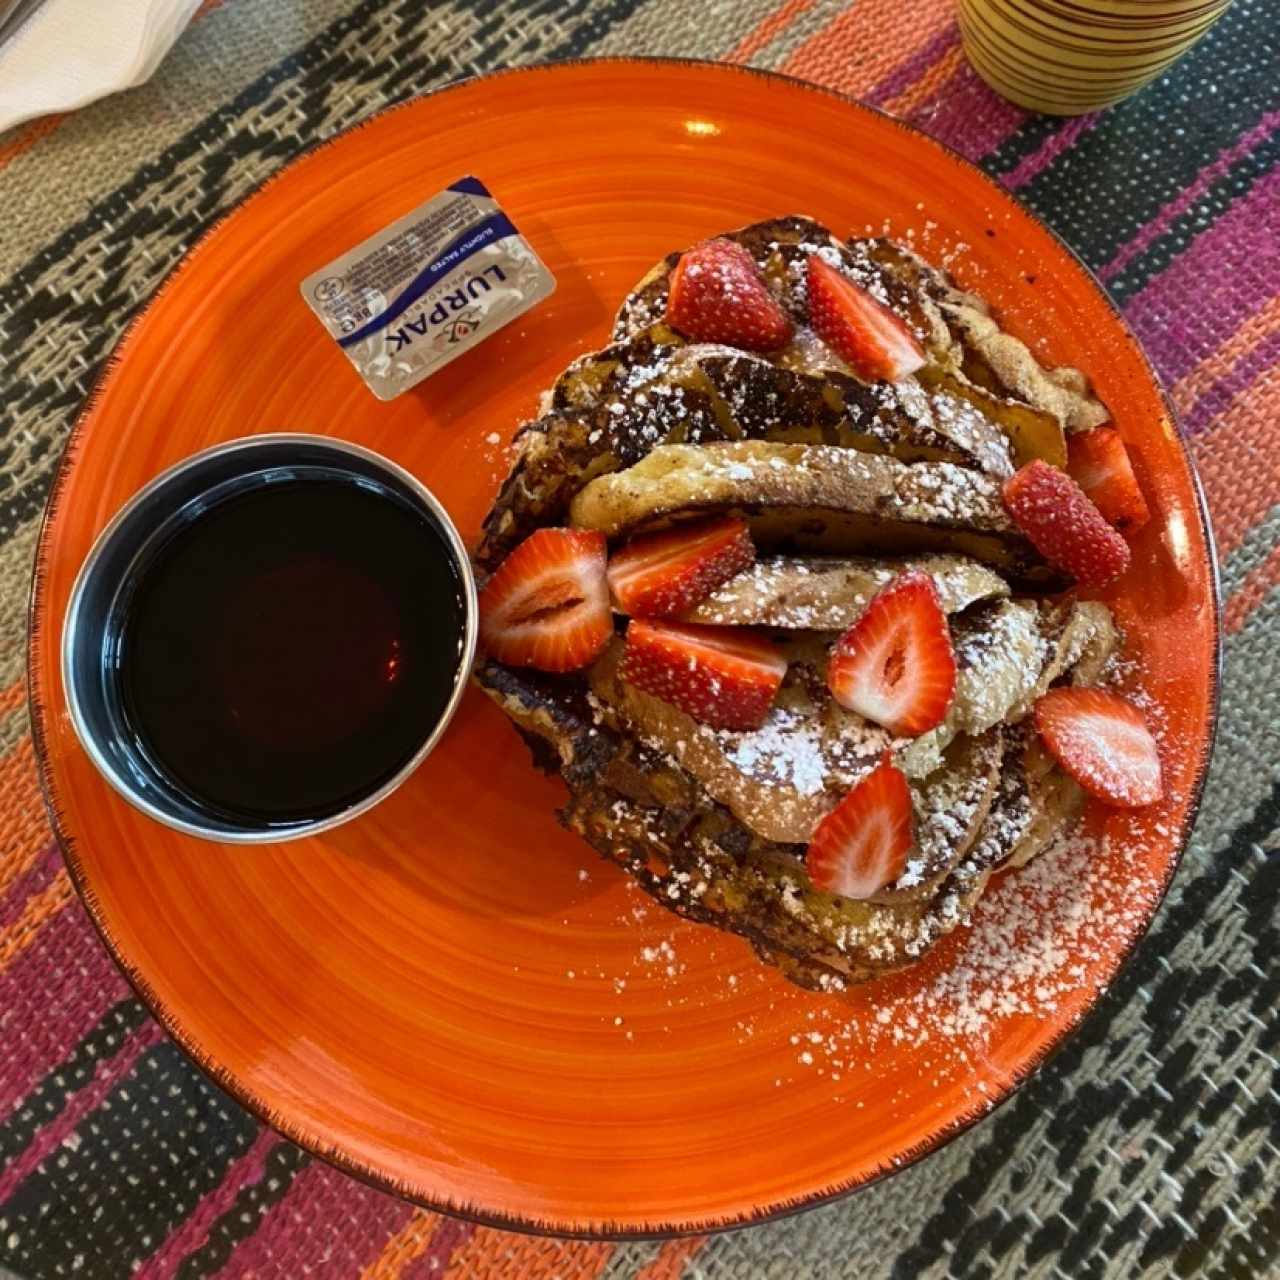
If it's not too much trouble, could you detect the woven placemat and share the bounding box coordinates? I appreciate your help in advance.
[1,1,1276,1276]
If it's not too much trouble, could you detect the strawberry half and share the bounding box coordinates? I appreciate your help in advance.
[806,755,913,899]
[806,254,925,382]
[665,239,793,352]
[1067,427,1151,534]
[1034,687,1163,808]
[826,571,956,736]
[478,528,611,672]
[608,516,755,618]
[1002,460,1131,587]
[620,619,786,731]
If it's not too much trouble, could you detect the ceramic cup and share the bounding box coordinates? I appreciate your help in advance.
[61,434,478,844]
[958,0,1233,116]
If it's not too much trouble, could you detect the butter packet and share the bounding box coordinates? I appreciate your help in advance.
[300,176,555,400]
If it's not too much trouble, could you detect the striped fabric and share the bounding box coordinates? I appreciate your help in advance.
[0,0,1276,1276]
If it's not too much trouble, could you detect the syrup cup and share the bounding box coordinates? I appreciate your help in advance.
[61,435,477,843]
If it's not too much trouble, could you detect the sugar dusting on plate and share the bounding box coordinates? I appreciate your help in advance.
[602,807,1165,1103]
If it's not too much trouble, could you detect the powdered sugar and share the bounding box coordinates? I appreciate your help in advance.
[899,458,1006,526]
[752,822,1161,1082]
[875,827,1157,1051]
[721,706,829,797]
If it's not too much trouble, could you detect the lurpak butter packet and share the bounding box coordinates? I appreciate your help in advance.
[300,176,555,400]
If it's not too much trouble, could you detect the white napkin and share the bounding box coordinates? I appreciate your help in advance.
[0,0,202,134]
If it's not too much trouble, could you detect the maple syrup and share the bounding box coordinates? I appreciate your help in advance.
[118,472,465,824]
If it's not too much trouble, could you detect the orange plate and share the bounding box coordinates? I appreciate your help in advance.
[29,60,1219,1236]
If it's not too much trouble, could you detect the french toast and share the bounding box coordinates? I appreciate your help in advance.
[567,440,1062,587]
[610,214,1105,449]
[474,577,1115,991]
[472,216,1153,990]
[479,215,1104,574]
[479,336,1017,573]
[681,552,1008,629]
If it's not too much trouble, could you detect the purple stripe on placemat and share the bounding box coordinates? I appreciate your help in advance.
[1002,113,1104,190]
[0,844,60,930]
[867,24,961,106]
[1123,164,1280,383]
[1102,108,1280,281]
[1183,326,1280,434]
[132,1128,281,1278]
[0,1019,163,1204]
[0,903,129,1122]
[908,61,1026,161]
[401,1217,478,1280]
[211,1160,415,1279]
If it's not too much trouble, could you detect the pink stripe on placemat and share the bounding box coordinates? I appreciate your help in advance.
[0,902,129,1122]
[211,1159,415,1279]
[400,1217,477,1280]
[906,60,1026,160]
[133,1129,281,1278]
[780,0,956,98]
[726,0,817,63]
[1002,113,1103,190]
[1183,325,1280,434]
[1102,109,1280,281]
[0,1018,163,1203]
[866,24,960,106]
[0,843,60,931]
[1124,164,1280,383]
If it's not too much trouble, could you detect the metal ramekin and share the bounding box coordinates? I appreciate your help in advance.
[61,434,478,844]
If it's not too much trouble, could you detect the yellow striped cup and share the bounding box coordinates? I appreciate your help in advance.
[958,0,1234,116]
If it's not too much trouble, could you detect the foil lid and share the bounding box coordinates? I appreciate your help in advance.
[300,176,556,401]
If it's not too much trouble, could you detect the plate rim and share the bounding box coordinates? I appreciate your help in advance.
[25,55,1223,1240]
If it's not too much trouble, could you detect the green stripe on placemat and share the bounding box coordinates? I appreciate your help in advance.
[1,0,1277,1277]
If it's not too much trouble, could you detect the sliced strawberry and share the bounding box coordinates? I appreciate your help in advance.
[827,571,955,736]
[806,755,913,899]
[478,528,611,672]
[1067,427,1151,534]
[1002,459,1131,587]
[666,239,793,352]
[1034,687,1163,808]
[608,516,755,619]
[806,254,925,383]
[620,619,785,731]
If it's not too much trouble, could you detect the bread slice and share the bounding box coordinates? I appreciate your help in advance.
[568,440,1062,587]
[477,328,1015,572]
[900,597,1119,777]
[586,637,892,844]
[554,332,1016,474]
[556,718,1085,992]
[612,213,1105,437]
[680,552,1008,629]
[858,237,1108,438]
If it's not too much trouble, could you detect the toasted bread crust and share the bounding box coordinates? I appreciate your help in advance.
[682,553,1008,628]
[569,440,1007,532]
[568,440,1062,587]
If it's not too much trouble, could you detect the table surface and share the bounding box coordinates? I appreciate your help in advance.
[0,1,1276,1277]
